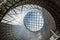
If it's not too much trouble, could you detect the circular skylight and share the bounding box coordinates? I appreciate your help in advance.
[24,9,44,31]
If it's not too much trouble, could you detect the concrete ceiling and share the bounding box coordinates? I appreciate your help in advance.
[0,0,60,40]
